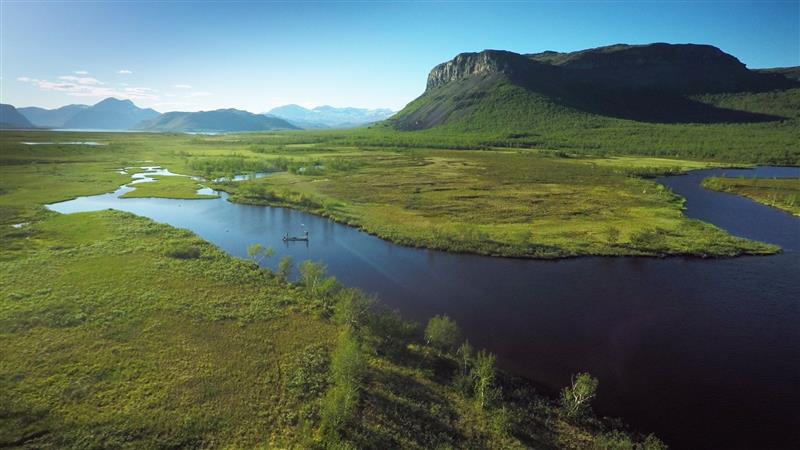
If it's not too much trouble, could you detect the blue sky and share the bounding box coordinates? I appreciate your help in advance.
[1,1,798,112]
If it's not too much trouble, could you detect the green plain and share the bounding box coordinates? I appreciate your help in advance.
[1,108,796,447]
[120,175,218,199]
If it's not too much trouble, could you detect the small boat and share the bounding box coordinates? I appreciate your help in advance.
[282,231,309,242]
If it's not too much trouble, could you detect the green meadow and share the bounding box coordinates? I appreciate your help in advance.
[220,148,776,258]
[1,211,664,449]
[702,176,800,216]
[0,119,793,448]
[2,129,779,259]
[119,175,218,200]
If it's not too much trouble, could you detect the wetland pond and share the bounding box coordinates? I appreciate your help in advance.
[48,166,800,449]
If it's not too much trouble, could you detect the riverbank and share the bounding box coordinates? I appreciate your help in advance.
[0,132,669,448]
[3,131,799,448]
[1,131,780,259]
[0,209,664,448]
[702,176,800,216]
[213,150,777,259]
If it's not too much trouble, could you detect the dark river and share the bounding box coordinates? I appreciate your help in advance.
[48,166,799,449]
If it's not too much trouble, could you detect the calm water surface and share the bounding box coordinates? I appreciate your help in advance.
[48,166,800,449]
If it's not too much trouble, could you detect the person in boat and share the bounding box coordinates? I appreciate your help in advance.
[283,231,309,241]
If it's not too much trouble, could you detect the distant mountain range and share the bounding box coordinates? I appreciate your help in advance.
[58,98,160,130]
[18,104,90,128]
[8,98,159,130]
[390,43,800,130]
[6,46,797,133]
[135,109,298,132]
[7,98,391,131]
[266,104,394,129]
[0,104,36,129]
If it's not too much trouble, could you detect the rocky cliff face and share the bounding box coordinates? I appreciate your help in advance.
[394,43,797,131]
[426,50,531,90]
[427,43,797,94]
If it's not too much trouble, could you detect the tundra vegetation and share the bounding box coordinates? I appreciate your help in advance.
[702,176,800,216]
[0,210,667,448]
[119,175,218,200]
[0,93,796,447]
[0,128,791,258]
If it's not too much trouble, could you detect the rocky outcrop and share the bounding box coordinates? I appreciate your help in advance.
[427,43,798,94]
[426,50,532,90]
[392,42,798,131]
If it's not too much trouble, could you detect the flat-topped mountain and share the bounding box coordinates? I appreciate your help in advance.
[0,104,36,129]
[63,98,159,130]
[135,109,299,132]
[392,43,799,130]
[755,66,800,82]
[525,43,794,93]
[266,104,395,129]
[18,104,89,128]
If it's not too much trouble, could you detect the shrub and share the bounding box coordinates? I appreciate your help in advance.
[364,307,417,357]
[320,329,365,437]
[288,344,330,401]
[277,255,294,281]
[456,341,474,376]
[473,350,498,410]
[560,372,599,419]
[246,243,273,265]
[164,242,201,259]
[642,434,669,450]
[424,315,462,353]
[333,288,374,331]
[298,260,340,311]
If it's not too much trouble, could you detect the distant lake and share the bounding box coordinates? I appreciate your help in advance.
[47,166,800,449]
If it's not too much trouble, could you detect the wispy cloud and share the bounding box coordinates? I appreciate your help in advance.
[74,70,89,75]
[58,75,104,86]
[117,69,133,74]
[189,91,212,97]
[174,84,192,89]
[17,75,158,101]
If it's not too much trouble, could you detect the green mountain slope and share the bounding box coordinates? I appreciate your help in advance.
[137,109,299,132]
[390,44,798,131]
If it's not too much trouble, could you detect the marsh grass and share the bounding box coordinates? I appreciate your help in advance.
[702,176,800,216]
[120,175,218,199]
[0,211,661,448]
[223,149,777,258]
[0,130,778,259]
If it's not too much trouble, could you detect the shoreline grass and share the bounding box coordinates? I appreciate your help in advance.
[0,126,789,448]
[217,150,778,258]
[0,210,665,448]
[119,175,218,199]
[702,176,800,216]
[0,130,780,259]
